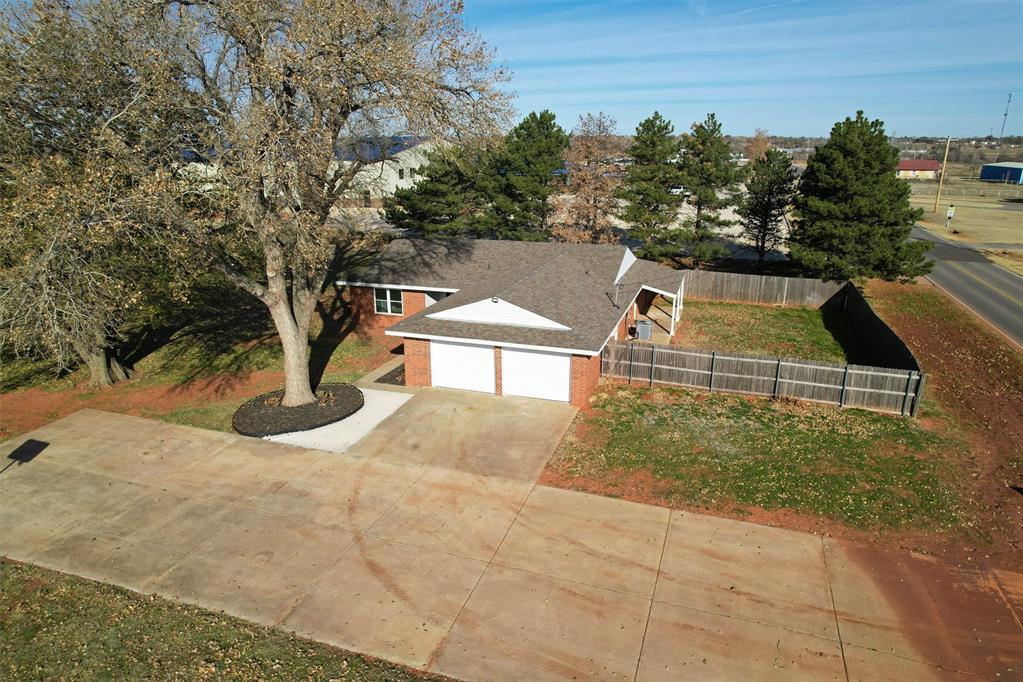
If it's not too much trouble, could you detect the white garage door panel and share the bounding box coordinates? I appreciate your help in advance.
[430,340,495,393]
[501,348,571,402]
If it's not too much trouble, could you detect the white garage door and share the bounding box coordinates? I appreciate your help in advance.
[430,340,495,394]
[501,348,571,402]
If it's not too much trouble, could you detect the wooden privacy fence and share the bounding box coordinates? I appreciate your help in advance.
[682,270,846,307]
[602,341,925,416]
[680,271,922,373]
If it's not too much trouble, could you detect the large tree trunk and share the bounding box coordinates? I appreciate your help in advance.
[266,294,318,407]
[73,342,133,388]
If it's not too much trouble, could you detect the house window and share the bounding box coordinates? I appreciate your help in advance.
[362,190,371,207]
[410,167,417,178]
[398,168,405,179]
[374,288,403,315]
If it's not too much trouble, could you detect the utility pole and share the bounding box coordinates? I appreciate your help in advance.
[933,136,951,214]
[994,93,1013,163]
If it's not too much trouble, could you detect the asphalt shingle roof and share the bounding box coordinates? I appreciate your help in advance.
[340,239,686,353]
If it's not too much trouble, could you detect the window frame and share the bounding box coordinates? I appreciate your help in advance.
[374,288,404,316]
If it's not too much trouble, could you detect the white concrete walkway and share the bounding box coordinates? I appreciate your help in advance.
[267,387,413,453]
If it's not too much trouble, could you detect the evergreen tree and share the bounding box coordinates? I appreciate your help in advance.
[617,112,684,257]
[738,149,797,264]
[677,113,743,265]
[384,149,487,237]
[482,110,569,240]
[791,112,931,280]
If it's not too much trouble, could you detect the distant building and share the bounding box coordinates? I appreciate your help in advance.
[979,162,1023,185]
[896,159,941,180]
[338,137,438,207]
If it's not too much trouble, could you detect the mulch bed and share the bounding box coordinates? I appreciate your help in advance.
[375,363,405,386]
[232,383,364,437]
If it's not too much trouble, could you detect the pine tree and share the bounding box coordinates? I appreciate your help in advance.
[617,112,685,258]
[482,110,569,240]
[791,112,931,280]
[738,149,797,264]
[677,113,743,265]
[384,150,485,237]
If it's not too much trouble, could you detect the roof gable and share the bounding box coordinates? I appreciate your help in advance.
[614,249,637,284]
[426,297,570,330]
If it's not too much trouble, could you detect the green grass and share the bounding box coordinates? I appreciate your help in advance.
[674,300,867,364]
[0,559,441,681]
[555,385,963,530]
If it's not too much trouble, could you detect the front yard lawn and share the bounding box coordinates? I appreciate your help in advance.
[0,559,442,681]
[0,292,394,439]
[542,384,963,530]
[671,299,869,364]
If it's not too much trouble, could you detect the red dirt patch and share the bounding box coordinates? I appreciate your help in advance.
[837,537,1023,677]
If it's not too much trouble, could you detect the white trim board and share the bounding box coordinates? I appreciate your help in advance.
[385,329,591,356]
[336,280,460,293]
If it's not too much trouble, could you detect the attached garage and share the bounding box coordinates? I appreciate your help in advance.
[501,347,571,402]
[430,340,495,394]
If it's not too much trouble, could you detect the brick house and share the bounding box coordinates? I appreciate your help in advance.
[338,239,685,407]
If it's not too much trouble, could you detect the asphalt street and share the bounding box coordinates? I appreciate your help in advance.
[912,226,1023,348]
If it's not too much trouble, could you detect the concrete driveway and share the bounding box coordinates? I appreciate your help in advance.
[1,410,1021,680]
[346,389,577,482]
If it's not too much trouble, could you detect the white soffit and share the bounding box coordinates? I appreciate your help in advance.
[426,297,570,330]
[615,248,637,283]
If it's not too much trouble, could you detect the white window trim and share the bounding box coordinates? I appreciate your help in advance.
[374,287,404,316]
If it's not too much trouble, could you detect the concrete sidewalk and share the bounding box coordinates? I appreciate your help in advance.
[1,410,1020,680]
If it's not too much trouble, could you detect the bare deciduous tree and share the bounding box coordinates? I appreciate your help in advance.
[0,1,175,386]
[744,128,771,161]
[552,112,622,244]
[133,0,511,405]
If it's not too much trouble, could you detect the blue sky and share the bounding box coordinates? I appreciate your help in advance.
[461,0,1023,137]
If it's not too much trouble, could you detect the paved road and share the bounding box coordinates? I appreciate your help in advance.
[912,226,1023,348]
[4,409,1021,679]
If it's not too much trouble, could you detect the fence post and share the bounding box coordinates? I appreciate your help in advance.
[628,344,634,385]
[782,278,788,306]
[839,365,849,407]
[911,373,927,417]
[709,351,716,392]
[773,358,782,398]
[649,346,656,386]
[900,370,914,416]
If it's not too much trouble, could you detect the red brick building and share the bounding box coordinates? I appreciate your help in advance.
[339,239,685,407]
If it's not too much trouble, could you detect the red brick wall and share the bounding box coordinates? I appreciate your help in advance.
[402,289,426,317]
[615,294,643,341]
[636,289,656,314]
[494,347,503,396]
[570,354,601,407]
[404,338,431,387]
[348,286,426,331]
